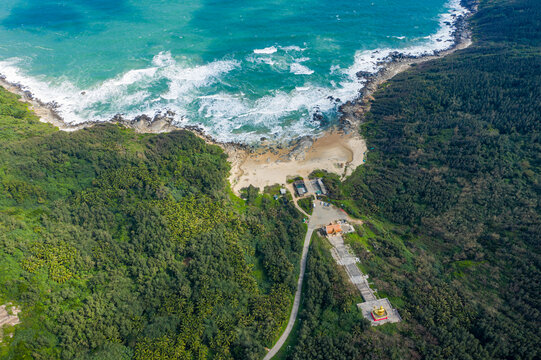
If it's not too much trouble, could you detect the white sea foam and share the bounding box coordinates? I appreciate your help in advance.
[214,0,470,143]
[196,86,333,142]
[0,1,470,144]
[280,45,306,52]
[290,63,314,75]
[253,46,277,54]
[203,0,470,143]
[159,53,239,100]
[330,64,341,74]
[261,58,277,67]
[346,0,468,82]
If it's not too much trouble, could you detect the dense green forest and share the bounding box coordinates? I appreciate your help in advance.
[0,88,307,359]
[286,0,540,358]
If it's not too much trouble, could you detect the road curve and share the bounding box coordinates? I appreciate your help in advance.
[263,223,315,360]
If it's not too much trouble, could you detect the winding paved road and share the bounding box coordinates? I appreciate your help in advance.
[263,202,345,359]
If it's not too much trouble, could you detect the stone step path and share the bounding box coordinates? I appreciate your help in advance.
[327,230,401,326]
[328,235,377,302]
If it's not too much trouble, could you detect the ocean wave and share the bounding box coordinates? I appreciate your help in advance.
[253,46,277,54]
[280,45,306,52]
[247,47,311,73]
[290,63,314,75]
[0,0,470,144]
[196,86,330,142]
[346,0,468,79]
[204,0,470,143]
[0,52,239,125]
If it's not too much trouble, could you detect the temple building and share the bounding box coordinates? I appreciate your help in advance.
[358,298,401,326]
[371,306,388,322]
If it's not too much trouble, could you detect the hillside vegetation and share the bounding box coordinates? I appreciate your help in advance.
[0,89,306,359]
[286,0,540,358]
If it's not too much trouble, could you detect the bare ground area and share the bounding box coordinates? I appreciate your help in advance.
[228,131,367,194]
[0,304,21,342]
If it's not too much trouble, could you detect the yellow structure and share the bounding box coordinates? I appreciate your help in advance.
[371,306,388,321]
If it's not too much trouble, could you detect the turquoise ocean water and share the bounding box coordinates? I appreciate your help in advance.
[0,0,468,143]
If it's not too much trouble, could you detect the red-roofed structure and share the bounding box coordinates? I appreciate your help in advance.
[325,224,342,235]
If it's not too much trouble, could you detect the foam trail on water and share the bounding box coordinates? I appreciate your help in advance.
[290,63,314,75]
[280,45,306,52]
[195,0,470,143]
[253,46,278,54]
[346,0,468,78]
[0,52,239,125]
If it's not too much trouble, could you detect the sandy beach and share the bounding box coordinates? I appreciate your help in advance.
[0,77,71,130]
[227,131,367,193]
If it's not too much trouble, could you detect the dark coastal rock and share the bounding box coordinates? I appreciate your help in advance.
[338,100,365,131]
[83,0,475,145]
[112,114,124,122]
[356,70,377,79]
[133,114,152,124]
[312,110,329,127]
[0,0,476,153]
[326,95,342,104]
[388,52,418,61]
[461,0,479,12]
[287,135,314,161]
[152,112,173,123]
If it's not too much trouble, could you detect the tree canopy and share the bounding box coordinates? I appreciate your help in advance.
[0,92,305,359]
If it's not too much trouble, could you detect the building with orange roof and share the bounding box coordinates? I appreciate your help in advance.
[325,224,342,235]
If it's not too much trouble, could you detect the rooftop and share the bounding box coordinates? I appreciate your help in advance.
[325,224,342,234]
